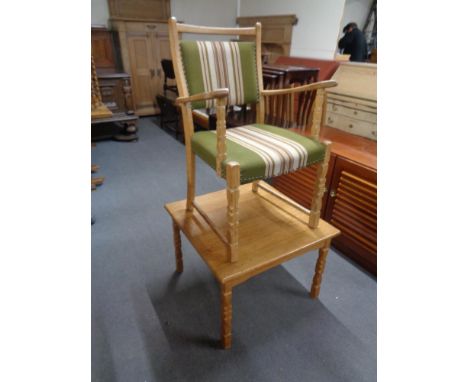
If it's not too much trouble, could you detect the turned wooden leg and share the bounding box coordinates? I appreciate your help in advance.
[310,240,331,298]
[309,141,331,228]
[186,152,196,212]
[221,283,233,349]
[172,220,183,273]
[226,162,240,262]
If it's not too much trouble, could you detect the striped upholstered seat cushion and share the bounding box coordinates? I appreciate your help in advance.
[192,124,326,184]
[179,40,259,109]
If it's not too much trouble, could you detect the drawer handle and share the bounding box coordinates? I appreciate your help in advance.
[353,110,358,115]
[146,24,156,29]
[332,105,338,111]
[330,190,337,198]
[348,124,354,129]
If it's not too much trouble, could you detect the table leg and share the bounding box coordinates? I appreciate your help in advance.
[310,240,331,299]
[221,283,232,349]
[172,220,183,273]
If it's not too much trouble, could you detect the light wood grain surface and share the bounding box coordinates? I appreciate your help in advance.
[165,181,339,287]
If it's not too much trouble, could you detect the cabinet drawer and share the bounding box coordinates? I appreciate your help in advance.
[327,102,376,123]
[123,22,168,34]
[326,112,377,140]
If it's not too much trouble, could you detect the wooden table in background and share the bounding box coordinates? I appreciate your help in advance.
[165,181,340,349]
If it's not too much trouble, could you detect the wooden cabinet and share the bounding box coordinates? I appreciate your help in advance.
[272,126,377,275]
[324,156,377,273]
[325,62,377,141]
[326,96,376,140]
[272,154,335,216]
[98,73,134,115]
[111,20,171,115]
[91,26,118,73]
[108,0,170,21]
[236,15,297,64]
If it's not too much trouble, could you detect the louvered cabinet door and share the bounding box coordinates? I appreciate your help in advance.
[272,153,336,215]
[325,157,377,274]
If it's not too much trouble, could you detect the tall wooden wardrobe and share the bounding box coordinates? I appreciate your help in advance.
[109,0,172,116]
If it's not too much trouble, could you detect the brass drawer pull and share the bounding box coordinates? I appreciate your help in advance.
[348,124,354,129]
[146,24,156,29]
[330,190,337,198]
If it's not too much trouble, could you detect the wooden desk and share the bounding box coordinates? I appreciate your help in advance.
[165,181,340,349]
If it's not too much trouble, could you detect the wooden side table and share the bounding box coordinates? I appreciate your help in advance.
[165,181,340,349]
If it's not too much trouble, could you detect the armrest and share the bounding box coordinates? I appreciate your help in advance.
[175,88,229,106]
[261,80,337,97]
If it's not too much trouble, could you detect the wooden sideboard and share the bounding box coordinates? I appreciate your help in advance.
[272,126,377,275]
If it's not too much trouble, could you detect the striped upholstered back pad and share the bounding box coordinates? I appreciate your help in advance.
[179,41,259,109]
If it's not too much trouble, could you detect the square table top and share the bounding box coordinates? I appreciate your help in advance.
[165,181,340,287]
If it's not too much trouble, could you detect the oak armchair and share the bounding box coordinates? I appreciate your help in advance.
[168,17,337,262]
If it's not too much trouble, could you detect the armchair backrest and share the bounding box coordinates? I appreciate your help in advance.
[179,41,259,109]
[168,17,264,115]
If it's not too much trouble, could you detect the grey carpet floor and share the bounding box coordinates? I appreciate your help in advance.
[91,117,376,382]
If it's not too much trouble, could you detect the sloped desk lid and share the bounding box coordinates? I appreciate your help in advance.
[328,62,377,102]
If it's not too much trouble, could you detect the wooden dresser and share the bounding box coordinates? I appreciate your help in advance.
[325,62,377,141]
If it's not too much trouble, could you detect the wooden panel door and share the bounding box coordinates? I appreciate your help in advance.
[152,31,171,96]
[324,156,377,274]
[126,32,158,115]
[91,27,116,72]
